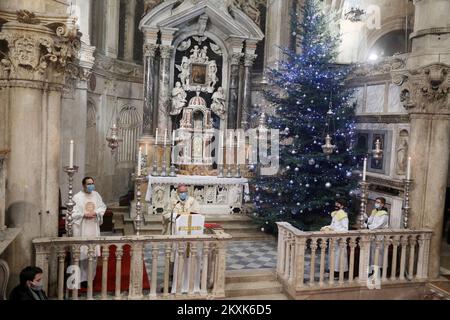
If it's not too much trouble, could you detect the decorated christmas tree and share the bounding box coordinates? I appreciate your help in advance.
[252,0,359,233]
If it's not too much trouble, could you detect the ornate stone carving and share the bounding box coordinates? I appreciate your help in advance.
[94,53,143,80]
[16,10,41,24]
[209,43,222,56]
[244,53,257,67]
[144,0,163,15]
[392,63,450,114]
[170,81,187,115]
[197,14,209,36]
[0,24,80,84]
[230,52,243,65]
[353,54,408,78]
[143,43,158,57]
[177,39,191,52]
[233,0,264,26]
[160,45,174,59]
[211,87,226,119]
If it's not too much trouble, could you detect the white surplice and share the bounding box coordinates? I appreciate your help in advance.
[72,190,106,282]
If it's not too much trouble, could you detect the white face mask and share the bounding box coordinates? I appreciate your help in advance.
[375,203,382,209]
[30,280,43,291]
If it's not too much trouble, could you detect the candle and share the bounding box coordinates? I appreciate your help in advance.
[407,156,411,180]
[229,131,233,150]
[237,131,240,147]
[138,147,142,176]
[69,140,74,168]
[145,144,148,156]
[164,129,167,146]
[172,130,175,146]
[155,128,158,145]
[362,157,367,181]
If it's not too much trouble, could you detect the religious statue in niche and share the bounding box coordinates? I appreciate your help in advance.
[205,186,216,203]
[207,61,218,88]
[154,187,165,206]
[211,87,226,119]
[170,81,187,115]
[396,130,409,175]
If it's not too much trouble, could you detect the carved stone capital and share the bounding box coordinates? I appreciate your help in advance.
[159,45,174,59]
[392,63,450,115]
[143,43,159,58]
[244,53,257,67]
[231,53,244,65]
[0,12,80,85]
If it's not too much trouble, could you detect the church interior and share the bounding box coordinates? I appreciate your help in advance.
[0,0,450,301]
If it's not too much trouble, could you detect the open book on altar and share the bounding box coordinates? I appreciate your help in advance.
[175,214,205,236]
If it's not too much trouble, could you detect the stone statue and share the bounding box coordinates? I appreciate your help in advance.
[170,82,187,115]
[190,45,200,60]
[234,0,261,26]
[396,138,409,174]
[154,188,165,205]
[207,61,218,89]
[211,87,226,119]
[176,56,190,87]
[200,46,208,59]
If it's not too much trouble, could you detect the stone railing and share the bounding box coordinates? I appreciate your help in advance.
[33,232,231,300]
[276,222,432,296]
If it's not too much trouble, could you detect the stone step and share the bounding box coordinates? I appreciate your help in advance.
[225,280,283,298]
[226,269,276,284]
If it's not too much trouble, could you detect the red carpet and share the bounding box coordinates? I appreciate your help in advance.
[78,245,150,293]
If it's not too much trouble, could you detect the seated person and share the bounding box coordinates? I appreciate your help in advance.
[9,266,48,300]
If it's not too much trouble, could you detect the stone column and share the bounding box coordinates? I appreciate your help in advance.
[0,151,7,231]
[0,10,79,287]
[240,44,258,129]
[264,0,294,69]
[228,38,244,129]
[74,0,93,46]
[142,27,159,136]
[158,38,175,132]
[105,0,120,58]
[392,0,450,279]
[124,0,137,61]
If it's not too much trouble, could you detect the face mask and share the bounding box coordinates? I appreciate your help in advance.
[334,205,341,210]
[86,184,95,193]
[375,203,382,209]
[30,281,43,291]
[179,192,188,201]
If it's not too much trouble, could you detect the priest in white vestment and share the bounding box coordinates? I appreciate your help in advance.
[72,177,106,287]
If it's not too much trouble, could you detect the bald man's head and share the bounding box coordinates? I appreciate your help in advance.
[177,184,188,193]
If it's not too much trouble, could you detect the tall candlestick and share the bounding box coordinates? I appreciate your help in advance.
[362,157,367,181]
[138,147,142,176]
[69,140,74,168]
[155,128,158,145]
[164,129,167,146]
[406,156,411,180]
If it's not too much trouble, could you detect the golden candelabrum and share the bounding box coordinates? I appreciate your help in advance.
[63,165,79,237]
[402,179,412,229]
[321,134,336,159]
[132,173,145,236]
[358,181,370,229]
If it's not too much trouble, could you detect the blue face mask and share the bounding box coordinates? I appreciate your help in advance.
[179,192,188,201]
[86,184,95,193]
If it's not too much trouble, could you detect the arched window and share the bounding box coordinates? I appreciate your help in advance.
[117,105,142,164]
[368,29,412,59]
[86,100,97,173]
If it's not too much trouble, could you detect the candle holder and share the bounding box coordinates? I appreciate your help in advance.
[161,144,167,177]
[226,162,233,178]
[64,166,79,237]
[235,164,241,178]
[402,179,413,229]
[358,180,370,229]
[152,145,159,176]
[169,146,177,177]
[132,173,146,236]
